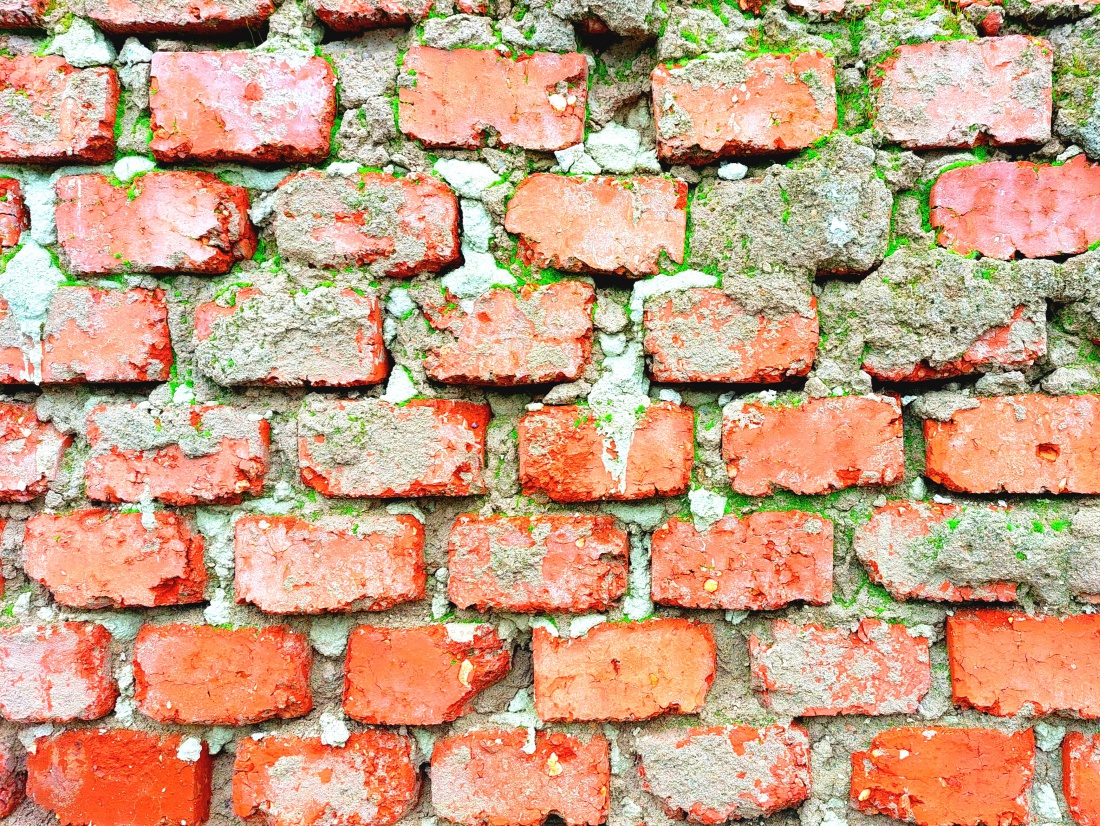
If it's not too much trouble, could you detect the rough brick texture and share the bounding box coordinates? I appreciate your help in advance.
[85,0,274,33]
[0,179,26,249]
[0,403,70,501]
[0,739,22,819]
[1065,733,1100,826]
[310,0,430,31]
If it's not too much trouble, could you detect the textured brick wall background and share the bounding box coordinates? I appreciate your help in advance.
[2,0,1100,823]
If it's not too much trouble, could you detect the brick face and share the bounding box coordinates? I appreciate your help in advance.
[0,178,26,249]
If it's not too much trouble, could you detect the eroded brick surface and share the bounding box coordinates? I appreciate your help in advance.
[0,178,26,248]
[431,729,610,826]
[0,403,71,501]
[23,509,206,608]
[85,0,274,33]
[343,623,510,725]
[850,728,1034,826]
[234,513,425,613]
[310,0,431,30]
[133,623,313,725]
[651,512,833,611]
[504,175,686,277]
[1065,732,1100,826]
[447,513,629,613]
[398,47,587,150]
[532,619,716,721]
[0,739,23,818]
[0,0,44,27]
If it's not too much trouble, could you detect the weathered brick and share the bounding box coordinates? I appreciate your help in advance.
[233,731,420,826]
[787,0,870,16]
[310,0,431,30]
[343,624,510,725]
[234,514,425,614]
[643,289,818,383]
[85,403,270,505]
[853,502,1020,603]
[85,0,274,33]
[651,51,837,163]
[504,175,686,277]
[55,172,256,275]
[0,623,116,723]
[23,509,206,609]
[133,624,312,725]
[636,725,811,822]
[1065,732,1100,826]
[447,513,629,613]
[518,402,694,502]
[931,156,1100,260]
[532,619,716,721]
[0,0,45,27]
[398,47,587,151]
[749,619,931,716]
[27,730,213,826]
[947,609,1100,717]
[924,394,1100,494]
[0,738,23,819]
[873,36,1052,149]
[431,729,610,826]
[194,287,388,387]
[850,728,1034,826]
[424,281,595,385]
[273,170,459,274]
[0,403,70,501]
[651,512,833,611]
[0,57,117,162]
[149,52,336,163]
[298,397,489,498]
[722,395,904,496]
[0,179,27,249]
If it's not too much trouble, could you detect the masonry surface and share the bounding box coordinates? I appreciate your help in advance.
[1,0,1100,825]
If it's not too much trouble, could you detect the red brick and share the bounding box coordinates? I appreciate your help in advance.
[532,619,716,721]
[149,52,335,164]
[431,729,610,826]
[85,403,270,506]
[0,179,27,249]
[0,57,117,163]
[194,287,388,387]
[447,513,629,613]
[518,402,694,502]
[233,731,420,826]
[424,281,595,385]
[0,738,23,819]
[722,395,903,496]
[504,175,686,278]
[651,512,833,611]
[643,289,818,383]
[862,305,1046,382]
[924,394,1100,494]
[234,514,425,614]
[749,619,931,716]
[85,0,274,33]
[273,170,459,274]
[134,624,312,725]
[27,729,212,826]
[931,156,1100,260]
[23,509,206,609]
[298,397,489,498]
[0,623,116,723]
[636,725,811,822]
[853,502,1019,603]
[787,0,870,15]
[1065,733,1100,826]
[850,728,1034,826]
[0,0,45,27]
[311,0,431,29]
[872,37,1052,149]
[947,609,1100,718]
[0,403,70,501]
[651,52,837,164]
[399,48,587,151]
[55,172,256,275]
[343,623,510,725]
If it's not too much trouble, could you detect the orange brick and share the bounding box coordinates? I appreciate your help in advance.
[651,512,833,610]
[947,610,1100,717]
[234,514,425,614]
[134,624,312,725]
[431,729,610,826]
[851,727,1034,826]
[1065,732,1100,826]
[447,513,629,613]
[532,619,716,721]
[0,403,70,502]
[343,624,510,725]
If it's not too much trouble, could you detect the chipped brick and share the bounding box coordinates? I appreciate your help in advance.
[1065,732,1100,826]
[0,179,27,249]
[0,403,70,502]
[310,0,431,30]
[85,0,274,33]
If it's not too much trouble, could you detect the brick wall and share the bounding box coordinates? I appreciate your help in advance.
[0,0,1099,824]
